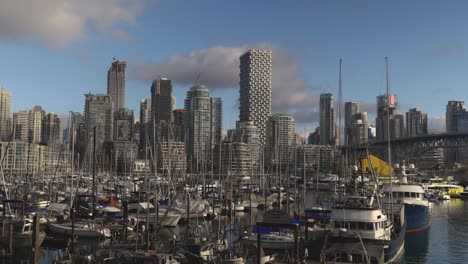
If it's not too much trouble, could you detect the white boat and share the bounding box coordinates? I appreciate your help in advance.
[48,222,110,238]
[245,233,295,249]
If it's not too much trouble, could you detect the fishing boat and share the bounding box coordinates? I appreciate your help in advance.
[321,196,405,264]
[381,165,430,233]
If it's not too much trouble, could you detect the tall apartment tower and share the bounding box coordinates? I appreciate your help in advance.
[0,88,11,141]
[29,106,45,143]
[319,93,336,145]
[184,85,222,171]
[230,121,260,165]
[267,114,296,167]
[239,49,272,147]
[210,97,223,147]
[139,98,151,153]
[83,94,114,157]
[107,59,127,111]
[345,102,360,145]
[42,113,61,145]
[406,108,428,137]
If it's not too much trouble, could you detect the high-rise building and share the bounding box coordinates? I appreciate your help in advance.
[213,141,252,177]
[158,141,187,173]
[184,85,222,171]
[113,108,134,142]
[308,127,320,145]
[346,111,368,146]
[151,78,173,124]
[210,97,223,148]
[406,108,428,137]
[112,108,135,175]
[184,85,213,171]
[319,93,336,145]
[0,88,11,141]
[139,99,151,154]
[446,101,467,133]
[42,113,61,145]
[230,121,260,165]
[13,110,29,142]
[345,102,360,145]
[107,59,126,111]
[446,101,468,163]
[29,106,45,144]
[375,94,405,140]
[83,94,113,157]
[239,49,272,147]
[267,114,295,167]
[173,109,185,142]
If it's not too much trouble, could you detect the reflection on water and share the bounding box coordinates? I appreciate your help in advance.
[401,199,468,264]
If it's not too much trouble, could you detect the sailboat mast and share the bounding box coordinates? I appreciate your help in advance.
[386,57,394,222]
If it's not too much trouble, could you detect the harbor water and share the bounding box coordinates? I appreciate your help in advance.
[401,198,468,264]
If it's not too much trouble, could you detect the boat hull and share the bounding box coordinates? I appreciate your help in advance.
[404,203,430,233]
[48,223,105,238]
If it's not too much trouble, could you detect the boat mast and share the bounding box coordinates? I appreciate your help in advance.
[92,126,96,219]
[386,57,394,222]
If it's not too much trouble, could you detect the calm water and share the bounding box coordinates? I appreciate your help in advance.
[7,196,468,263]
[401,198,468,264]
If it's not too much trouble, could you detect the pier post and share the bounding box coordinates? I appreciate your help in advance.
[122,200,128,242]
[71,208,75,251]
[31,214,40,264]
[294,225,299,263]
[9,222,13,255]
[257,223,261,264]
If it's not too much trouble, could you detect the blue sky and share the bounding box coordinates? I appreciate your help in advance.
[1,0,467,134]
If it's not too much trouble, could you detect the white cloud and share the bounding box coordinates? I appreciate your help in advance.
[428,116,446,133]
[129,44,322,123]
[0,0,145,49]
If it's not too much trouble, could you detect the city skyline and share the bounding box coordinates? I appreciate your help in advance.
[2,0,468,134]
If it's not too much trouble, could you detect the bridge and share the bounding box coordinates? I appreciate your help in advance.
[344,132,468,163]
